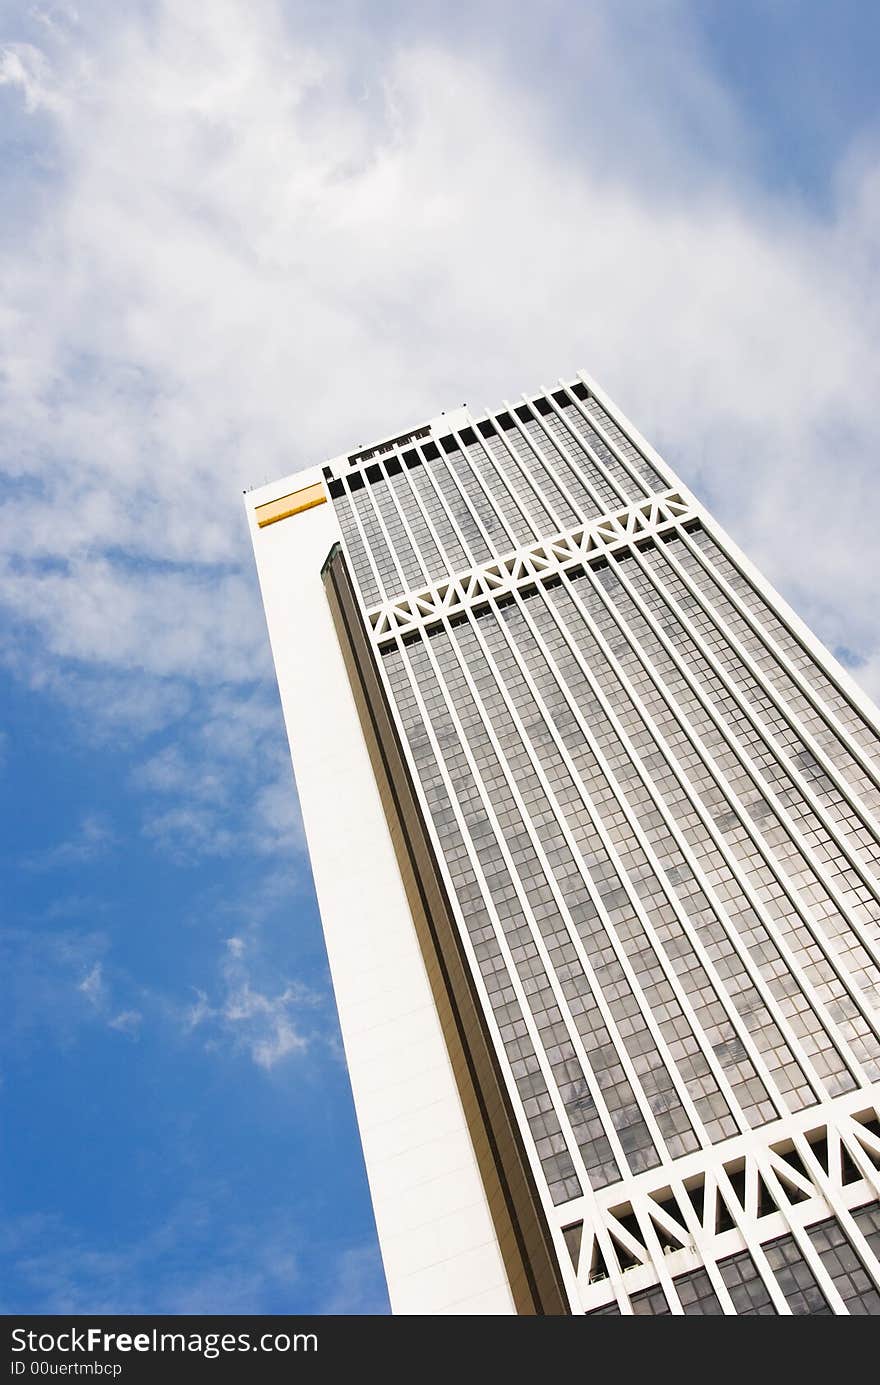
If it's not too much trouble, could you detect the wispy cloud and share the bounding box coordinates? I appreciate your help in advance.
[107,1008,142,1035]
[0,0,877,733]
[77,960,143,1035]
[77,960,103,1005]
[124,682,304,864]
[0,41,62,112]
[184,935,322,1070]
[2,924,108,1048]
[320,1245,390,1315]
[21,814,115,872]
[1,0,872,1324]
[0,1198,305,1314]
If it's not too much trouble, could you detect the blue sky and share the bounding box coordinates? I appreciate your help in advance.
[1,1,879,1313]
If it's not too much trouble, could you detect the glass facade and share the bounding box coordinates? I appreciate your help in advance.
[326,374,880,1314]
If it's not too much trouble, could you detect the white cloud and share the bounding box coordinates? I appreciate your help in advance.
[0,0,876,723]
[22,814,115,872]
[126,682,303,862]
[184,933,320,1070]
[131,745,224,802]
[77,960,103,1005]
[108,1008,142,1034]
[321,1244,389,1315]
[0,41,62,112]
[73,957,142,1037]
[249,1018,308,1071]
[0,923,141,1050]
[3,0,874,1321]
[0,1198,305,1314]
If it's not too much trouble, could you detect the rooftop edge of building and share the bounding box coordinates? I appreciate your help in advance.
[245,372,603,515]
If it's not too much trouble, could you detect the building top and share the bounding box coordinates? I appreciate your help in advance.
[246,374,625,516]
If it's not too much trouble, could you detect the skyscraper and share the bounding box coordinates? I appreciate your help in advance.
[247,371,880,1316]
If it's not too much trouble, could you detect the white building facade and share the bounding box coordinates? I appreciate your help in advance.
[247,372,880,1315]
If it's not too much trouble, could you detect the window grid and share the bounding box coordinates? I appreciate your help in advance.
[578,392,666,492]
[543,571,842,1103]
[546,406,625,511]
[453,614,709,1165]
[491,415,582,531]
[402,454,473,574]
[383,642,584,1204]
[476,603,765,1136]
[446,440,522,553]
[636,540,880,1013]
[600,551,880,1078]
[806,1214,880,1314]
[348,479,408,599]
[718,1248,778,1315]
[480,426,569,535]
[688,526,880,773]
[580,557,874,1089]
[519,414,604,522]
[421,625,655,1185]
[325,375,880,1313]
[334,491,382,608]
[384,463,446,580]
[415,445,495,567]
[502,589,802,1121]
[670,532,880,823]
[521,574,822,1109]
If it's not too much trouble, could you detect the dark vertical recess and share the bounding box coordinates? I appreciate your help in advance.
[322,542,571,1317]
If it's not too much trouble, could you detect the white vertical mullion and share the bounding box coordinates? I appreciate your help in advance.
[826,1120,844,1189]
[334,488,386,611]
[644,536,880,900]
[511,395,597,522]
[754,1156,850,1314]
[480,594,768,1133]
[523,567,820,1096]
[426,442,506,563]
[403,451,481,573]
[629,1204,686,1314]
[463,602,734,1150]
[356,473,412,599]
[661,1178,741,1313]
[792,1134,880,1295]
[399,626,643,1315]
[839,1118,880,1203]
[675,519,880,800]
[381,633,606,1310]
[452,601,733,1151]
[532,387,629,513]
[481,402,568,535]
[390,458,468,581]
[377,461,433,591]
[576,369,682,494]
[499,399,584,528]
[583,366,880,770]
[547,386,635,509]
[610,545,880,1043]
[545,570,831,1101]
[408,625,628,1178]
[705,1164,794,1315]
[387,460,453,581]
[440,430,523,553]
[436,614,682,1165]
[507,584,792,1118]
[553,383,644,506]
[449,423,539,547]
[566,561,866,1091]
